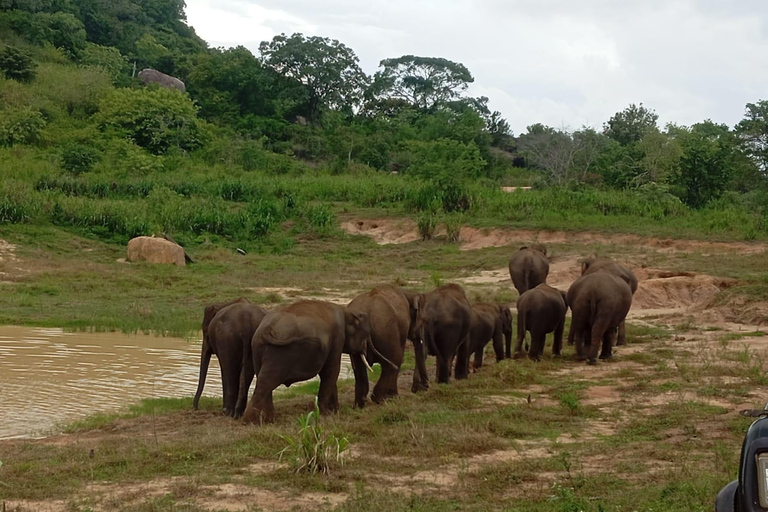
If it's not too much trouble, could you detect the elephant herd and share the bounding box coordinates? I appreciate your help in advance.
[193,245,637,423]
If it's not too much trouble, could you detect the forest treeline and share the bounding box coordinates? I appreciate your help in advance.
[0,0,767,242]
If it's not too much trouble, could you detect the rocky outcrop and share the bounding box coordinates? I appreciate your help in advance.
[137,68,186,93]
[127,236,185,266]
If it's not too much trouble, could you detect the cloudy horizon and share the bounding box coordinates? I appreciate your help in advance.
[184,0,767,134]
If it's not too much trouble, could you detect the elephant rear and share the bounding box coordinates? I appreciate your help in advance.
[509,246,550,295]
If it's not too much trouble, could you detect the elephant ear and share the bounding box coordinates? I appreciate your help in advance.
[345,310,369,330]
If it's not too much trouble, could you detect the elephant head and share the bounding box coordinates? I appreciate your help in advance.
[344,308,398,370]
[580,255,598,275]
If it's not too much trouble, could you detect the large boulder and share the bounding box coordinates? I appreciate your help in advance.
[127,236,185,266]
[137,68,186,93]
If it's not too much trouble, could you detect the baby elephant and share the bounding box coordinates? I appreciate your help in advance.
[467,303,513,370]
[514,284,568,361]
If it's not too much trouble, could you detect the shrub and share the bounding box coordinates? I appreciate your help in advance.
[79,43,127,84]
[0,46,36,82]
[444,213,463,242]
[95,88,206,155]
[304,204,335,235]
[278,398,349,475]
[60,143,100,174]
[0,107,46,146]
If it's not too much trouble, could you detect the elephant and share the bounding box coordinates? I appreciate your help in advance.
[242,300,396,424]
[508,244,550,295]
[467,303,513,370]
[138,68,186,93]
[194,300,267,418]
[411,284,472,385]
[581,257,638,346]
[347,285,424,407]
[514,284,568,361]
[567,271,633,365]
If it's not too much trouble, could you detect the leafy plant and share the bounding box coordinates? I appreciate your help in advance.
[278,398,349,475]
[0,45,36,82]
[417,211,437,240]
[61,143,100,174]
[0,107,46,146]
[444,213,463,242]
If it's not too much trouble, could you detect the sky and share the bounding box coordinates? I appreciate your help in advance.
[184,0,768,134]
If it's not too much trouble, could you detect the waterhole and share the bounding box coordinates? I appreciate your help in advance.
[0,326,353,439]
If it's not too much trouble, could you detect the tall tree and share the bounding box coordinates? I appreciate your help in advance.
[604,103,659,146]
[736,100,768,174]
[370,55,473,112]
[259,33,367,123]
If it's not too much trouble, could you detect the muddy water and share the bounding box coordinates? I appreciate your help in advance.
[0,326,354,439]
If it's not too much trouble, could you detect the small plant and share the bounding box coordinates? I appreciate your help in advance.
[444,213,463,242]
[304,204,335,235]
[417,211,437,240]
[556,391,582,416]
[278,398,349,475]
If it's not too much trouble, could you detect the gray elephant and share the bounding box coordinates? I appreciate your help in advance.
[514,284,567,361]
[194,300,267,418]
[138,68,186,92]
[242,300,394,424]
[581,257,638,345]
[411,284,472,384]
[567,271,633,364]
[347,285,424,407]
[467,303,513,370]
[509,244,550,295]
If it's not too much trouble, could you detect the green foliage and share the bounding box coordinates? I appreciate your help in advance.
[604,103,659,146]
[303,203,335,235]
[417,211,437,240]
[736,100,768,173]
[0,45,36,82]
[444,213,463,242]
[370,55,474,111]
[0,106,45,146]
[95,87,205,154]
[404,138,484,181]
[259,32,367,122]
[79,42,127,84]
[2,10,87,57]
[60,142,100,174]
[278,398,350,475]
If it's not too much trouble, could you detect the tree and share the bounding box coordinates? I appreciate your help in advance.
[736,100,768,174]
[80,42,128,83]
[604,103,659,146]
[517,125,579,185]
[671,123,735,208]
[370,55,473,112]
[95,87,206,154]
[0,46,37,82]
[259,33,367,123]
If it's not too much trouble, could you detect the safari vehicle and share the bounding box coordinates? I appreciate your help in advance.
[716,404,768,511]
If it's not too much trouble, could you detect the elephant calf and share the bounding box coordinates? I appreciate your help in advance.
[514,284,567,361]
[194,300,267,418]
[581,256,638,346]
[508,244,550,295]
[347,284,422,407]
[467,303,512,370]
[567,271,632,364]
[243,300,394,424]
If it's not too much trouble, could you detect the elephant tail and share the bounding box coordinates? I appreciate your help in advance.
[523,267,531,294]
[193,338,212,410]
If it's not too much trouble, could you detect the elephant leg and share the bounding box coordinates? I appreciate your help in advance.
[600,328,616,360]
[454,337,470,380]
[473,345,484,370]
[372,364,400,403]
[234,359,255,419]
[492,331,504,363]
[411,339,430,393]
[350,354,370,409]
[588,318,611,364]
[553,320,565,356]
[529,331,546,361]
[617,320,627,346]
[221,354,241,417]
[436,348,452,384]
[242,370,279,425]
[318,359,341,415]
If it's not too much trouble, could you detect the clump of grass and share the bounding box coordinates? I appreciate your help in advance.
[444,213,463,242]
[417,211,437,240]
[278,398,349,475]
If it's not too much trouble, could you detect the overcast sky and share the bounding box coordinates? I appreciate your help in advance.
[184,0,767,134]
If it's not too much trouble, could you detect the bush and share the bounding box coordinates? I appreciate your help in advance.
[444,213,463,242]
[60,143,100,174]
[0,107,46,146]
[417,211,437,240]
[79,43,127,84]
[95,88,206,155]
[303,204,335,235]
[0,46,36,82]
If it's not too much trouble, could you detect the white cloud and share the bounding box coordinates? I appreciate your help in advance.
[184,0,768,133]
